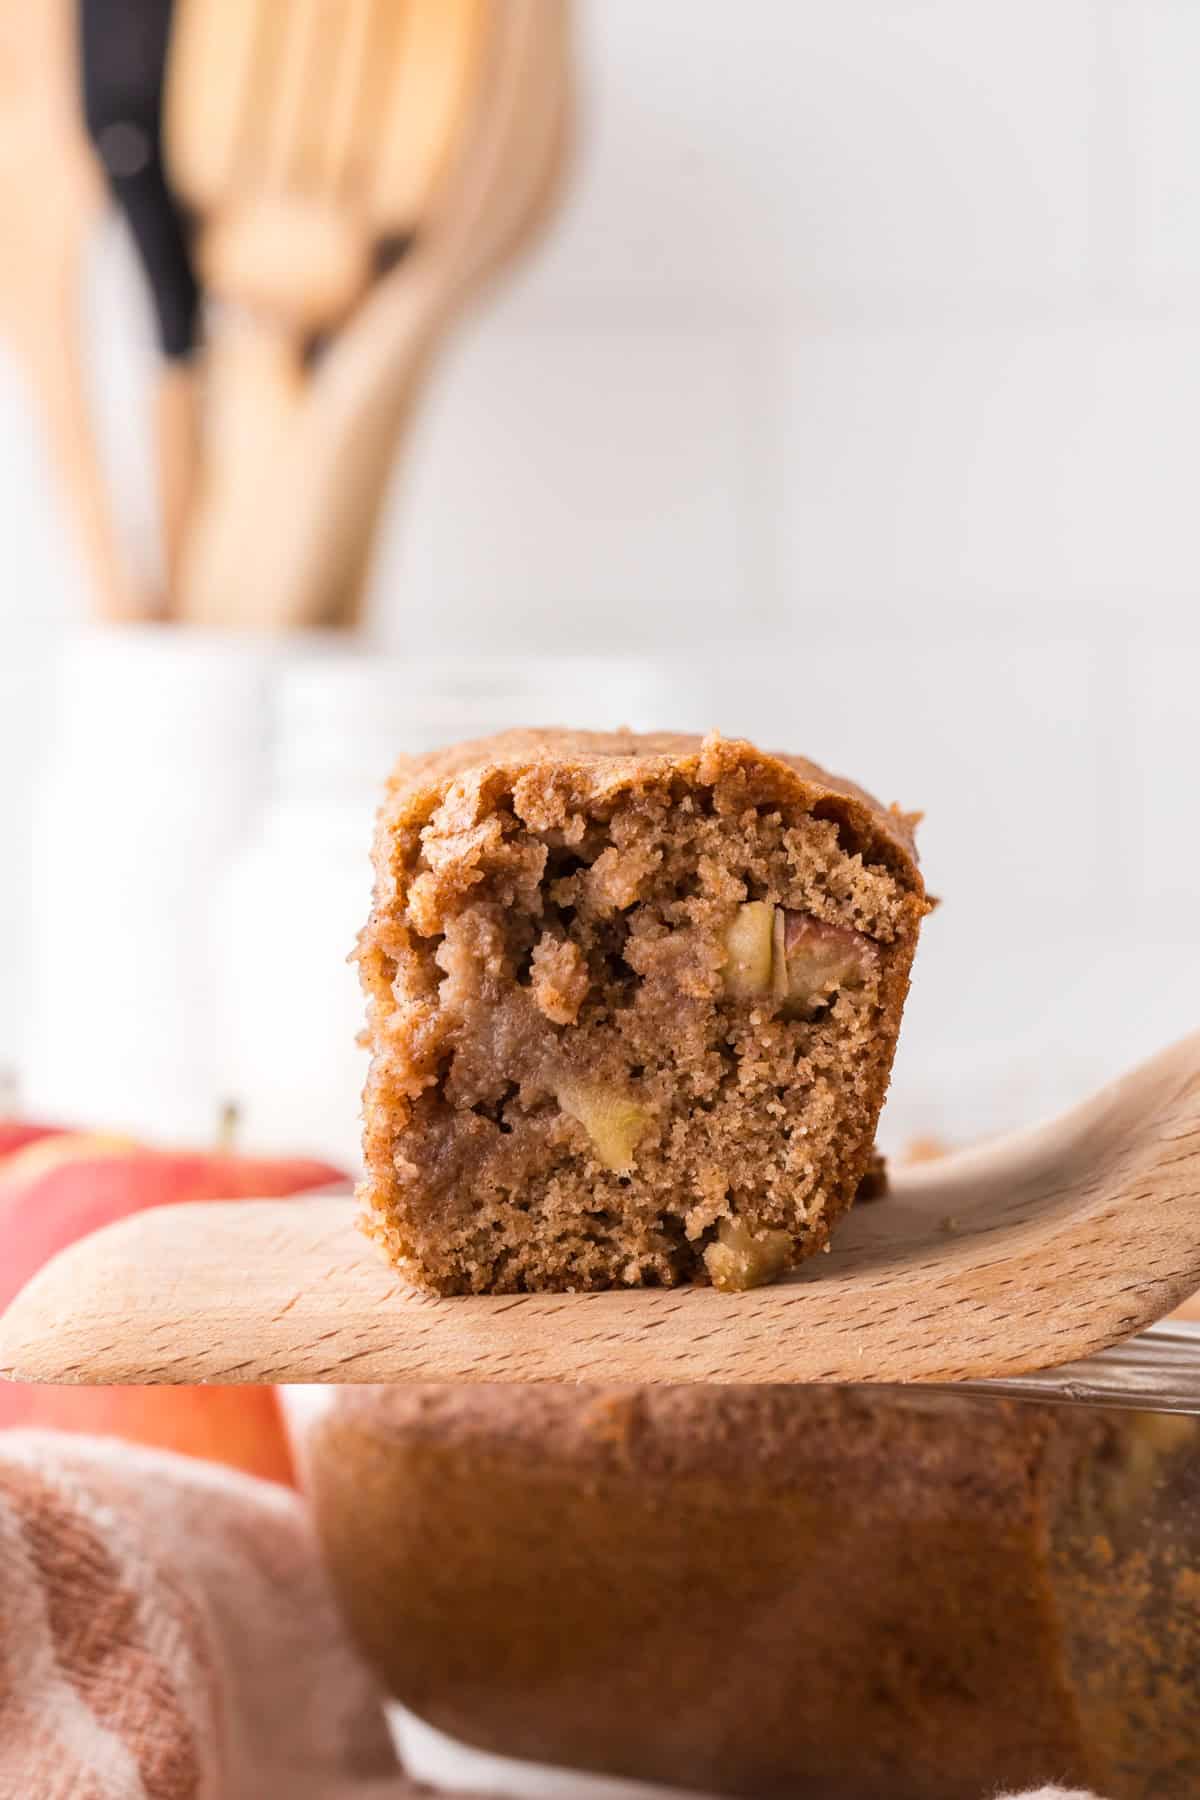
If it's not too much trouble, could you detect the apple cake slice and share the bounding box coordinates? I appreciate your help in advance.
[357,729,928,1294]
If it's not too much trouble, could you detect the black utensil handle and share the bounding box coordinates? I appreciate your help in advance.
[79,0,199,358]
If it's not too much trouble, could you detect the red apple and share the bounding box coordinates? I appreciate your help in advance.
[0,1119,62,1161]
[0,1127,348,1484]
[0,1139,346,1314]
[0,1384,297,1486]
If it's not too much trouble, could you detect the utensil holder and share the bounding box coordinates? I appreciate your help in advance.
[24,624,273,1140]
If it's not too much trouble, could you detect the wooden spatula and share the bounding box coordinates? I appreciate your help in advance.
[165,0,489,626]
[168,0,486,331]
[3,1034,1200,1391]
[0,0,143,619]
[186,0,570,632]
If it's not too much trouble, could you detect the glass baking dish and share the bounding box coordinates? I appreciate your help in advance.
[304,1372,1200,1800]
[960,1318,1200,1413]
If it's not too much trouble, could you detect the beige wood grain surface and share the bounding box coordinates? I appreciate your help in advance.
[3,1035,1200,1388]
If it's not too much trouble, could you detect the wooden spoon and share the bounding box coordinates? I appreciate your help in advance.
[0,0,143,619]
[3,1034,1199,1390]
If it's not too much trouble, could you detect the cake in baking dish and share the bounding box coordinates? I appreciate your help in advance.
[357,728,928,1294]
[307,1382,1200,1800]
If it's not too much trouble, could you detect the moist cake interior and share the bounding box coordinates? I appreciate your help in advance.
[360,744,917,1294]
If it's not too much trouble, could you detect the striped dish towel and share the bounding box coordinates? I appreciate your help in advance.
[0,1430,458,1800]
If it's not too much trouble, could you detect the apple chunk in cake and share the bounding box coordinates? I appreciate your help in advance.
[357,729,928,1294]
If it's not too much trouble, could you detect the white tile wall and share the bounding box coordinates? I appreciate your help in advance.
[644,638,1109,924]
[514,0,1098,316]
[378,325,763,652]
[1108,0,1200,306]
[1126,644,1200,910]
[772,322,1200,622]
[3,0,1199,1146]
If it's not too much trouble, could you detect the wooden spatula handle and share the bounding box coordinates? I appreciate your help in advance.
[27,261,146,622]
[154,357,200,588]
[177,316,302,627]
[257,291,445,631]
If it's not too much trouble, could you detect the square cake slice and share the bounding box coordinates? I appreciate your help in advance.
[357,729,928,1294]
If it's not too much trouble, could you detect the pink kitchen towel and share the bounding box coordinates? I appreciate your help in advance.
[0,1429,444,1800]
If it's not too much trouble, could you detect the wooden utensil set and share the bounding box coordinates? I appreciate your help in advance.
[3,0,569,630]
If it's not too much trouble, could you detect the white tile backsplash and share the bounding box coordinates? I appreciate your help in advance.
[886,922,1200,1146]
[1126,643,1200,913]
[3,0,1199,1144]
[372,322,761,653]
[659,637,1109,929]
[1109,0,1200,305]
[773,321,1200,625]
[513,0,1098,320]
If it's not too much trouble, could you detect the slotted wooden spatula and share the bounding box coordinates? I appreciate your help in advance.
[169,0,486,332]
[0,0,142,618]
[182,0,571,631]
[165,0,489,625]
[3,1034,1200,1392]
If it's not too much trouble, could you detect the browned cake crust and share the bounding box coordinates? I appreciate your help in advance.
[357,729,928,1294]
[306,1385,1200,1800]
